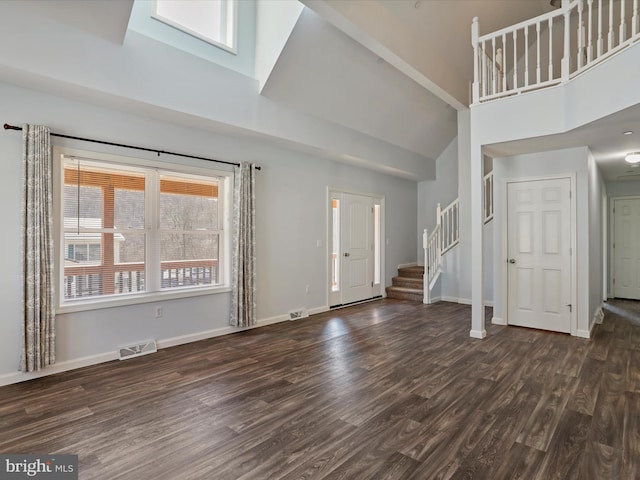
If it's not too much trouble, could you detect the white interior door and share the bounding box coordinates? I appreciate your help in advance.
[340,193,374,305]
[507,178,572,333]
[613,198,640,299]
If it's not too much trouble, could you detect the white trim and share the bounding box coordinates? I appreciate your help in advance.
[501,173,578,336]
[450,297,494,307]
[609,195,640,299]
[0,352,118,387]
[470,329,487,339]
[575,329,591,339]
[397,262,418,269]
[151,0,238,54]
[440,295,460,303]
[492,317,506,325]
[53,146,232,313]
[0,305,330,387]
[327,188,385,308]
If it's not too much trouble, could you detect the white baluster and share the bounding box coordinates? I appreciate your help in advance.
[562,7,570,81]
[501,33,506,92]
[633,0,639,36]
[472,17,479,103]
[524,26,529,86]
[513,29,518,89]
[609,0,614,51]
[578,1,584,69]
[481,41,487,98]
[536,21,541,83]
[621,0,627,44]
[549,17,554,79]
[587,0,593,62]
[492,37,496,95]
[598,0,604,56]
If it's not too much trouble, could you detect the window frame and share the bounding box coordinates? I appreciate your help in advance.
[53,147,232,314]
[151,0,238,54]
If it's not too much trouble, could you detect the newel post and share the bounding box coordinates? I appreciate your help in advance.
[472,17,480,103]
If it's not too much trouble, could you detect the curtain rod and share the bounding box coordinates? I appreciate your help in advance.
[3,123,260,170]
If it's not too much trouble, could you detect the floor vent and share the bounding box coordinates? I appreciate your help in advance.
[288,309,309,321]
[118,340,157,360]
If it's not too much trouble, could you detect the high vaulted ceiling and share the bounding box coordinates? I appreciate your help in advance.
[1,0,639,181]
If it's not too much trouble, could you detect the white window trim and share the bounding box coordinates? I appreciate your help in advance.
[151,0,238,55]
[53,146,232,314]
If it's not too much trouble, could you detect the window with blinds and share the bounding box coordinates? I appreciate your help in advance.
[60,155,225,305]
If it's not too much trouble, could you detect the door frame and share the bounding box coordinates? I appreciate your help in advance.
[609,195,640,298]
[501,173,577,336]
[327,188,385,308]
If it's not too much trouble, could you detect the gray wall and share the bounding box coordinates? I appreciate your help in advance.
[0,82,418,380]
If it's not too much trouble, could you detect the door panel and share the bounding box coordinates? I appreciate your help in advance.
[507,178,571,333]
[613,198,640,299]
[341,193,374,304]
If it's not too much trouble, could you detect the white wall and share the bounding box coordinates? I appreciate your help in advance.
[493,147,592,336]
[0,82,417,383]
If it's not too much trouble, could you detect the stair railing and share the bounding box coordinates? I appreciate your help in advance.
[472,0,640,104]
[440,199,460,254]
[423,224,441,304]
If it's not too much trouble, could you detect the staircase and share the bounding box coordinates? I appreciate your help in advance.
[386,266,424,301]
[389,172,493,304]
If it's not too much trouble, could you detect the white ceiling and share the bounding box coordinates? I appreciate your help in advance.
[261,8,458,160]
[302,0,640,182]
[6,0,639,182]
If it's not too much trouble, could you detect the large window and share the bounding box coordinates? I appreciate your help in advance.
[57,153,228,308]
[153,0,237,52]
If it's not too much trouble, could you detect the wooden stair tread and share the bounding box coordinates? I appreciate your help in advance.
[386,286,423,293]
[397,266,425,279]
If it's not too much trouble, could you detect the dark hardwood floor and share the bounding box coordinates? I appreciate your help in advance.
[1,298,639,479]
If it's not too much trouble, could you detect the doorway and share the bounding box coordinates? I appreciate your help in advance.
[612,197,640,300]
[506,177,573,333]
[329,190,384,307]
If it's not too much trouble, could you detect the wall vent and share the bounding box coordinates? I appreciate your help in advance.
[118,340,157,360]
[288,309,309,321]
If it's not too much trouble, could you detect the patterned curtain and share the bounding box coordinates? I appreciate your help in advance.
[22,124,55,372]
[230,162,257,328]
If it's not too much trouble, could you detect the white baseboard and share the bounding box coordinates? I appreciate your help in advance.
[0,305,330,387]
[492,317,506,325]
[397,262,418,269]
[575,329,591,339]
[470,329,487,339]
[441,295,461,303]
[439,296,493,307]
[0,351,118,387]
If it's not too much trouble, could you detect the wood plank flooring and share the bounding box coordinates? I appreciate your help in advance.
[1,298,639,479]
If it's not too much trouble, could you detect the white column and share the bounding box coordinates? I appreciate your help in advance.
[470,109,486,339]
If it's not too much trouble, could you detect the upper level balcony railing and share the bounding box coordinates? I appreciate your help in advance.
[472,0,640,104]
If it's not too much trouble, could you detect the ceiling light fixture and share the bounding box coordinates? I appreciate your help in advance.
[625,152,640,163]
[624,130,634,135]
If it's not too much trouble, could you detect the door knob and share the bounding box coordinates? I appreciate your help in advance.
[508,258,516,264]
[344,252,350,257]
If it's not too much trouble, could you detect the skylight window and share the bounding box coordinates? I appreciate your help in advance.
[153,0,237,53]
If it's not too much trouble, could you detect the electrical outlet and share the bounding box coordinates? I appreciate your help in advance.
[155,305,163,318]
